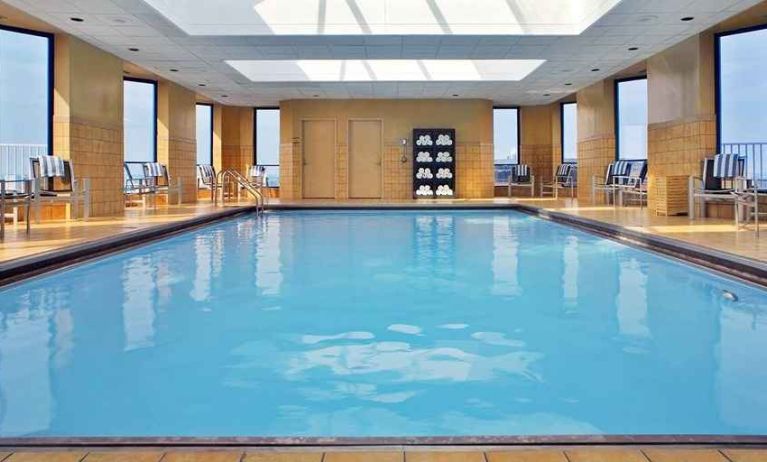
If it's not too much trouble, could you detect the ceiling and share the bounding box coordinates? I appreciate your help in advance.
[0,0,762,106]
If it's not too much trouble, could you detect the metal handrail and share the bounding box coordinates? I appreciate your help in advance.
[215,169,265,213]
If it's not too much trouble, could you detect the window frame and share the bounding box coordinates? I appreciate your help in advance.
[614,75,648,161]
[714,22,767,149]
[123,77,158,163]
[560,101,577,164]
[0,24,54,156]
[492,106,521,165]
[195,102,214,165]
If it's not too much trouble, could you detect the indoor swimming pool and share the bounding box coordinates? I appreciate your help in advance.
[0,210,765,438]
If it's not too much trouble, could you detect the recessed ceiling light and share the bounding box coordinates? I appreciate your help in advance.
[591,68,600,72]
[680,16,694,21]
[628,47,639,51]
[128,47,140,52]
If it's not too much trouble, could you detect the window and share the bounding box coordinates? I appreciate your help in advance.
[123,79,157,163]
[493,107,519,184]
[615,77,648,160]
[561,102,577,163]
[0,25,52,179]
[254,108,280,187]
[196,104,213,165]
[717,25,767,186]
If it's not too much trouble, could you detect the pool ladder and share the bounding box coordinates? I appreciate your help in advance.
[215,169,266,214]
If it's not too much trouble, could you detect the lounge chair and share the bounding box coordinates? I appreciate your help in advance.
[143,162,182,206]
[0,178,32,238]
[614,161,647,207]
[124,162,154,208]
[197,164,217,199]
[591,161,631,204]
[248,165,268,188]
[507,164,536,197]
[733,179,765,233]
[688,154,743,219]
[541,164,577,198]
[30,155,90,222]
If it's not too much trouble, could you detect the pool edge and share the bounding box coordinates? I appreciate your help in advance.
[0,206,258,288]
[1,203,765,288]
[1,435,767,448]
[512,204,767,288]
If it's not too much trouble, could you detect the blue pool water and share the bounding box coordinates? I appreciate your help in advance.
[0,210,765,438]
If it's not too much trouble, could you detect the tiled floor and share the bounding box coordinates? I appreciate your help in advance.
[1,448,766,462]
[0,201,251,263]
[513,197,767,262]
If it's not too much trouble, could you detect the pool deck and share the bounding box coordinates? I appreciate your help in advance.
[0,447,766,462]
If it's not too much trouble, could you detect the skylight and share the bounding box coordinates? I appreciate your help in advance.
[227,59,545,82]
[143,0,621,35]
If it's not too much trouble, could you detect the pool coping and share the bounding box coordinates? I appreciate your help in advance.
[510,204,767,288]
[0,206,258,288]
[1,435,767,448]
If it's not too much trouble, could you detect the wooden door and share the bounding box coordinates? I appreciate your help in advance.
[302,120,335,199]
[349,120,383,198]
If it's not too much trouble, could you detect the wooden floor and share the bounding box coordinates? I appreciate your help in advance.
[0,447,765,462]
[1,197,765,264]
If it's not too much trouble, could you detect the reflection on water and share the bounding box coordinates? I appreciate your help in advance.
[0,211,765,437]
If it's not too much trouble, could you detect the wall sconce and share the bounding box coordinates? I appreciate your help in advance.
[400,138,408,163]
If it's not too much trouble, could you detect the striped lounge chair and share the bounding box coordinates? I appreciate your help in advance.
[507,164,536,197]
[542,164,577,198]
[688,153,743,219]
[143,162,183,207]
[197,164,217,199]
[615,161,648,207]
[29,155,90,222]
[591,161,631,205]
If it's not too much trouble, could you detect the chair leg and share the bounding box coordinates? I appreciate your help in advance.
[688,177,695,220]
[25,200,30,235]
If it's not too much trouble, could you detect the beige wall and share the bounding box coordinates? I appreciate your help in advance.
[157,81,197,203]
[54,35,124,216]
[212,103,224,172]
[221,106,254,175]
[280,99,494,200]
[576,80,616,201]
[646,34,718,213]
[648,35,715,124]
[519,105,555,188]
